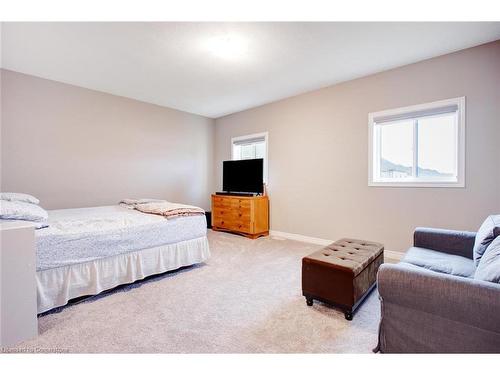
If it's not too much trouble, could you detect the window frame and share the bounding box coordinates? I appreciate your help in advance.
[231,132,269,184]
[368,97,465,188]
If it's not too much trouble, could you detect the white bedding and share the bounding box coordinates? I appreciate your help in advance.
[35,204,210,313]
[36,205,207,271]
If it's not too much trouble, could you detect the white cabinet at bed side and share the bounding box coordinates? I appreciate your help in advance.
[0,222,38,347]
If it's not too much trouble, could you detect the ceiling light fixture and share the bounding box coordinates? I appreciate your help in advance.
[203,34,249,60]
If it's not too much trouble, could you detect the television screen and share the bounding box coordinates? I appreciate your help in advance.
[223,159,264,194]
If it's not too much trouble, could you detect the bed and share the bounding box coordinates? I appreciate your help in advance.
[35,205,210,313]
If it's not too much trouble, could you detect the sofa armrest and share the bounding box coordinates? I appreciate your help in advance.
[377,263,500,334]
[414,227,476,259]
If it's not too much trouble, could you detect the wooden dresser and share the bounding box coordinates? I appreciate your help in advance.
[211,194,269,239]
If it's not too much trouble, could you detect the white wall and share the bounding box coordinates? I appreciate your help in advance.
[1,69,215,210]
[214,41,500,252]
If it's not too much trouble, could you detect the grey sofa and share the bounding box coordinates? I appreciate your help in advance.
[376,225,500,353]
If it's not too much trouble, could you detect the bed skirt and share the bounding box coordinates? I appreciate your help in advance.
[36,236,210,314]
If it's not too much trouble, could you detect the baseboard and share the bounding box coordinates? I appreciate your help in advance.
[269,230,333,246]
[269,230,404,261]
[384,250,404,261]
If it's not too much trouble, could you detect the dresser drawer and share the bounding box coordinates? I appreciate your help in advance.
[231,210,251,220]
[212,206,250,221]
[212,201,252,212]
[212,195,251,203]
[213,218,251,233]
[212,196,232,206]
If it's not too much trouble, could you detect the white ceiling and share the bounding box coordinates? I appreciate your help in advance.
[2,22,500,118]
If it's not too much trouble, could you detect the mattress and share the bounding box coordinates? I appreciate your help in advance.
[36,205,207,271]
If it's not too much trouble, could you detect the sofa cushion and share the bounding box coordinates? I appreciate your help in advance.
[474,236,500,283]
[401,247,475,278]
[473,215,500,266]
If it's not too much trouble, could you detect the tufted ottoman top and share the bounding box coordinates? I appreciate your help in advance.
[304,238,384,276]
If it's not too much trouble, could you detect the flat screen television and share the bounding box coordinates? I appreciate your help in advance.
[223,159,263,194]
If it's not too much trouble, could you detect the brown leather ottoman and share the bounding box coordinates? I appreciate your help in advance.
[302,238,384,320]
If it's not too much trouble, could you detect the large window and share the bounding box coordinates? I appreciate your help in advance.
[231,132,268,183]
[368,97,465,187]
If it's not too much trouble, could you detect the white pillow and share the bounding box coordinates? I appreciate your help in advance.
[0,200,48,222]
[0,192,40,205]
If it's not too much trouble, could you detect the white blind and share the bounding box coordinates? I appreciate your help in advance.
[373,104,458,124]
[233,136,265,146]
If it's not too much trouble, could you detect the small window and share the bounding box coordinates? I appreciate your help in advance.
[368,97,465,187]
[231,132,268,183]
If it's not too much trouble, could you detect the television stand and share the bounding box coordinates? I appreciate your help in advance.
[211,194,269,239]
[215,191,258,197]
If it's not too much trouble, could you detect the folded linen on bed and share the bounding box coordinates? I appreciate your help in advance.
[119,198,165,206]
[121,199,205,219]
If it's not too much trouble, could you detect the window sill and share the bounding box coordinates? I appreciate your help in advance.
[368,180,465,188]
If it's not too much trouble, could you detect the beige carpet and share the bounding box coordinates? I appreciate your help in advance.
[18,230,382,353]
